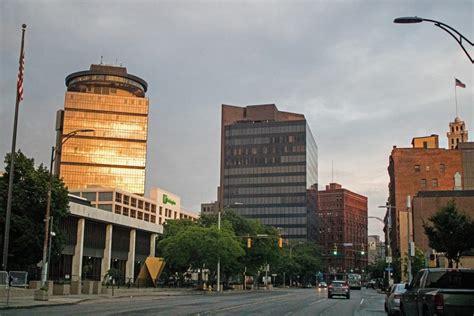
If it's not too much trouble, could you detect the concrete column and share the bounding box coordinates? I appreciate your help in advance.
[71,218,85,282]
[149,233,158,257]
[100,224,113,282]
[125,229,136,283]
[71,218,85,294]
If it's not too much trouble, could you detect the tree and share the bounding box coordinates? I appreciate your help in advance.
[423,200,474,268]
[0,151,69,272]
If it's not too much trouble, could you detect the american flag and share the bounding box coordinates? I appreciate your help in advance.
[455,78,466,88]
[17,52,25,101]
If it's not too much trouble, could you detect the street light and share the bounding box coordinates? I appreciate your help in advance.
[394,16,474,63]
[217,202,243,292]
[40,128,94,285]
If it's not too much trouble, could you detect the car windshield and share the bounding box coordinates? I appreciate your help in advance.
[394,284,406,293]
[332,282,345,287]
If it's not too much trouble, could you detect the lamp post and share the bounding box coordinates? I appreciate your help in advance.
[40,128,94,285]
[217,202,243,292]
[377,203,396,286]
[394,16,473,63]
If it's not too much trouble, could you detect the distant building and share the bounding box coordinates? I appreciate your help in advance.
[59,64,149,195]
[387,137,462,277]
[71,186,198,226]
[219,104,318,241]
[412,190,474,269]
[367,235,385,265]
[460,142,474,189]
[317,183,368,273]
[447,117,468,149]
[201,201,219,215]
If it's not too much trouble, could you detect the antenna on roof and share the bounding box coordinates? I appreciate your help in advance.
[100,56,103,64]
[332,160,334,183]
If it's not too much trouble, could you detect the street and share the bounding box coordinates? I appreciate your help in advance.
[1,288,386,315]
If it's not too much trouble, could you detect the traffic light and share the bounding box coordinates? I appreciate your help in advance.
[247,238,252,249]
[361,244,365,255]
[333,245,338,256]
[278,237,283,248]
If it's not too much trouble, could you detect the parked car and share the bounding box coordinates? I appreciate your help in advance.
[400,268,474,316]
[385,283,406,316]
[319,282,328,288]
[328,280,350,299]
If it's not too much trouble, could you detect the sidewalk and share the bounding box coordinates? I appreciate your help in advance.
[0,287,200,310]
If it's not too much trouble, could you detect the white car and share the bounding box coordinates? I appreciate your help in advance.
[385,283,406,316]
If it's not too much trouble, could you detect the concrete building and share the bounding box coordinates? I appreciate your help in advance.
[201,201,219,215]
[317,183,368,273]
[51,195,162,292]
[58,64,149,195]
[219,104,318,241]
[70,186,198,226]
[368,235,385,265]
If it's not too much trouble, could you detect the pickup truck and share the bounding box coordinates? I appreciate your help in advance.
[400,268,474,316]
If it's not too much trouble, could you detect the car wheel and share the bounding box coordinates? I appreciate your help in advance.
[346,295,350,299]
[384,302,388,312]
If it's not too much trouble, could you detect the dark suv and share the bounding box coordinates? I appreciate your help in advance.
[328,280,350,299]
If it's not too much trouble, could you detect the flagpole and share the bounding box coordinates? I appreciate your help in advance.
[454,78,458,118]
[2,24,27,271]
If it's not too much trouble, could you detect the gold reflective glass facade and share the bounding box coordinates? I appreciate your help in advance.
[60,65,149,195]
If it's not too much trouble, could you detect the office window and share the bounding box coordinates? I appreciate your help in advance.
[440,164,445,173]
[432,178,438,187]
[421,179,427,188]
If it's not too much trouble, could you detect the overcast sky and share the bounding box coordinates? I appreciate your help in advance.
[1,0,472,238]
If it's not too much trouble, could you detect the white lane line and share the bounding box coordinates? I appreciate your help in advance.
[309,298,326,306]
[285,312,293,316]
[360,298,364,305]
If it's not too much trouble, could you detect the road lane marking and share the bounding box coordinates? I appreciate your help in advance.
[209,293,293,313]
[309,298,326,305]
[360,298,364,305]
[285,312,293,316]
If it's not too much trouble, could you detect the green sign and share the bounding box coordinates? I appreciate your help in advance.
[163,194,176,205]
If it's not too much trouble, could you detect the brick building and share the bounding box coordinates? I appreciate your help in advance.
[317,183,368,273]
[387,141,462,266]
[412,190,474,258]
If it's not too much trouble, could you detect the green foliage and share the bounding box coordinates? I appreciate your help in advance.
[423,200,474,268]
[159,210,322,287]
[0,151,70,271]
[366,259,386,279]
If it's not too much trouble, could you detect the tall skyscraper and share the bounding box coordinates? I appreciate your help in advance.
[219,104,318,241]
[59,64,149,195]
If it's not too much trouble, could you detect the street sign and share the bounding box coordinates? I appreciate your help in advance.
[343,243,353,247]
[385,267,394,272]
[386,256,392,263]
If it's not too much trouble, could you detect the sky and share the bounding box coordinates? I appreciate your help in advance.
[1,0,472,239]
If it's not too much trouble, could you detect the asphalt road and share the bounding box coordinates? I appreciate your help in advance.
[1,288,386,316]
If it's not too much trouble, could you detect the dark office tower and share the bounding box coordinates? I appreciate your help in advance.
[220,104,318,241]
[60,64,149,195]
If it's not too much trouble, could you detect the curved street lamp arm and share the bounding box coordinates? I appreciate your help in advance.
[422,18,474,64]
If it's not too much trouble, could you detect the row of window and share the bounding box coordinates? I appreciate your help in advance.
[225,124,306,137]
[225,196,306,205]
[66,92,148,114]
[226,134,305,146]
[224,175,306,185]
[226,145,306,156]
[234,206,307,215]
[225,165,306,176]
[421,178,438,188]
[258,217,307,225]
[414,164,445,173]
[225,185,306,195]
